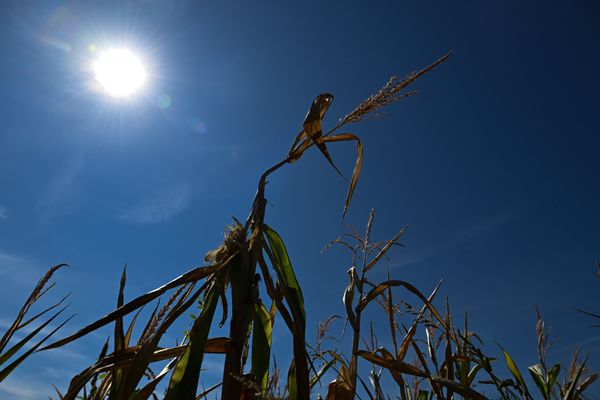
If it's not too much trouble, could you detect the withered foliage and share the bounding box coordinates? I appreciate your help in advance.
[1,52,597,400]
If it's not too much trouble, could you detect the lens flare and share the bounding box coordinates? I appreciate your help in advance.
[93,48,147,98]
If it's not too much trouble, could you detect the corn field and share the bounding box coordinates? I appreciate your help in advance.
[1,52,598,400]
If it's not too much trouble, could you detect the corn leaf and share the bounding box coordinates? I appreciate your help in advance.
[288,360,298,400]
[325,377,353,400]
[342,267,357,331]
[251,301,272,391]
[165,285,219,400]
[357,280,446,330]
[546,363,560,394]
[322,134,362,218]
[0,305,67,369]
[364,228,407,272]
[563,359,586,400]
[501,349,530,398]
[0,263,68,353]
[357,350,427,377]
[398,281,442,361]
[263,225,309,399]
[574,371,600,398]
[110,266,127,400]
[302,93,344,178]
[41,263,224,351]
[107,283,204,400]
[429,376,488,400]
[528,364,548,399]
[0,314,72,382]
[416,390,429,400]
[310,359,335,388]
[134,358,178,400]
[375,348,406,389]
[467,364,483,387]
[263,226,305,329]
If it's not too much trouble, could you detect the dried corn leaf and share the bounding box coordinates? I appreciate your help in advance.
[322,134,362,218]
[41,262,226,351]
[357,350,427,377]
[357,280,446,330]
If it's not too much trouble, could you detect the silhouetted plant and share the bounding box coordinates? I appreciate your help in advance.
[2,51,597,400]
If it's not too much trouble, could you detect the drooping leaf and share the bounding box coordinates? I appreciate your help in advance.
[301,93,344,178]
[342,267,357,331]
[322,133,362,218]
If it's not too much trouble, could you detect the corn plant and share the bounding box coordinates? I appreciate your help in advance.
[0,263,72,383]
[489,309,600,400]
[2,49,598,400]
[18,53,452,399]
[315,210,488,400]
[313,212,599,400]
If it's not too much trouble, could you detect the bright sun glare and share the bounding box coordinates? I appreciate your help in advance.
[93,48,147,98]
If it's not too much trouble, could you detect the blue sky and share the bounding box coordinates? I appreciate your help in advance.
[1,1,599,398]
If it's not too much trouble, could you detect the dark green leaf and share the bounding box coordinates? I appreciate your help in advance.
[165,285,219,400]
[527,364,548,400]
[251,302,272,391]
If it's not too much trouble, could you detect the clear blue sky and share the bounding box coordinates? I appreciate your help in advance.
[1,1,599,398]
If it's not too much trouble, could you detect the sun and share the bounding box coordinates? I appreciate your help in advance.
[92,48,147,98]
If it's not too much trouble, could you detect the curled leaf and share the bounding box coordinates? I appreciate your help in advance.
[342,267,358,331]
[322,134,362,218]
